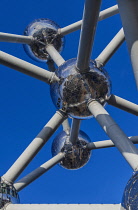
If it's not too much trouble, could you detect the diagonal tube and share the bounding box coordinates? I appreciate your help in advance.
[87,136,138,150]
[59,5,119,36]
[0,51,59,84]
[117,0,138,88]
[2,111,66,184]
[88,100,138,171]
[69,119,81,145]
[95,28,125,67]
[106,94,138,116]
[14,152,65,192]
[76,0,102,72]
[0,32,33,44]
[98,5,118,21]
[46,45,65,67]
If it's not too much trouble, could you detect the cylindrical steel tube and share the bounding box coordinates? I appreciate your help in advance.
[76,0,102,72]
[117,0,138,88]
[87,136,138,150]
[0,32,33,44]
[107,94,138,116]
[14,152,65,191]
[88,100,138,171]
[2,111,66,183]
[69,119,81,145]
[0,51,59,84]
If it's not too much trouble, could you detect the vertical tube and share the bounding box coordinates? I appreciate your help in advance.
[76,0,102,72]
[69,119,81,145]
[117,0,138,88]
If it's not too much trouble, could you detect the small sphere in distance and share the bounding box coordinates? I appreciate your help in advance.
[51,130,91,170]
[23,18,64,62]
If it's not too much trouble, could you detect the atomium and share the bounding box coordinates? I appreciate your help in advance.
[1,0,138,208]
[0,178,20,208]
[52,131,91,169]
[23,18,64,62]
[50,58,111,119]
[121,172,138,210]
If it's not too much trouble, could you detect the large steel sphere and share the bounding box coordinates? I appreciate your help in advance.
[50,58,111,119]
[121,172,138,210]
[0,178,20,208]
[51,130,91,170]
[23,18,64,62]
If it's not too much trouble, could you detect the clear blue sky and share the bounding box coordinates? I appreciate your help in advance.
[0,0,137,205]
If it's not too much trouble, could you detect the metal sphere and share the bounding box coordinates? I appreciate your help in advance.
[0,178,20,208]
[121,172,138,210]
[23,18,64,62]
[51,130,91,170]
[50,58,111,119]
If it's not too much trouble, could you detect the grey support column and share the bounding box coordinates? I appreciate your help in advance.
[14,152,65,192]
[0,32,33,44]
[0,51,59,84]
[69,119,81,145]
[117,0,138,88]
[76,0,102,72]
[2,111,66,183]
[88,100,138,171]
[95,28,125,67]
[106,94,138,116]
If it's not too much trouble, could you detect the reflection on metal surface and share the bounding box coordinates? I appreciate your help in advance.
[23,18,64,62]
[50,58,111,119]
[0,178,20,208]
[51,131,91,170]
[121,172,138,210]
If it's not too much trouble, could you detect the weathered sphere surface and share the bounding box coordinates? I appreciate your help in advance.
[23,18,64,62]
[50,58,111,119]
[0,179,20,208]
[121,172,138,210]
[51,131,91,170]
